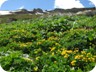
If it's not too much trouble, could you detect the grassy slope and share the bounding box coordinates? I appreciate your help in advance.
[0,15,96,72]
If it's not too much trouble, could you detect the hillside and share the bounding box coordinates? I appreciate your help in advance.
[0,11,96,72]
[0,7,96,23]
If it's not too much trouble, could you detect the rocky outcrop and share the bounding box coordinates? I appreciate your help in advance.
[29,8,44,14]
[48,7,95,13]
[76,10,96,16]
[12,9,29,14]
[0,7,96,16]
[46,7,96,16]
[7,18,17,23]
[12,8,44,15]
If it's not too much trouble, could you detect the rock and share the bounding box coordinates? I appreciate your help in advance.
[30,8,44,14]
[48,7,95,14]
[12,9,29,14]
[7,18,17,23]
[76,10,96,16]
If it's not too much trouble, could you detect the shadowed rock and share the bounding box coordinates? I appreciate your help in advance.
[29,8,44,14]
[7,18,17,23]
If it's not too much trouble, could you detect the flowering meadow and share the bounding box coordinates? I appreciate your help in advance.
[0,15,96,72]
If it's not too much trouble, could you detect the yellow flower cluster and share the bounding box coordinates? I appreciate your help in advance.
[71,60,76,66]
[35,57,40,60]
[75,55,83,59]
[61,50,72,55]
[60,49,96,66]
[48,36,58,41]
[33,66,38,71]
[20,43,27,47]
[61,49,73,58]
[37,41,42,45]
[55,43,61,46]
[19,42,32,47]
[22,57,33,62]
[50,47,56,51]
[37,39,45,45]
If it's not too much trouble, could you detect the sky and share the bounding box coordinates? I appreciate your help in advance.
[55,0,96,9]
[0,0,55,11]
[0,0,96,11]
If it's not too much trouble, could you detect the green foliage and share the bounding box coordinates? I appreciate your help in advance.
[0,15,96,72]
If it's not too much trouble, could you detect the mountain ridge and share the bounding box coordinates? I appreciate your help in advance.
[0,7,96,24]
[0,7,96,15]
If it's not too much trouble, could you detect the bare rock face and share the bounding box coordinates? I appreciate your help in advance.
[0,7,96,16]
[89,10,96,16]
[76,10,96,16]
[48,7,95,13]
[7,18,17,23]
[12,9,29,14]
[30,8,44,14]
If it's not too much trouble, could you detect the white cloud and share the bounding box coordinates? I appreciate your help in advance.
[54,0,84,9]
[0,11,11,15]
[18,6,24,9]
[90,0,96,6]
[0,0,7,8]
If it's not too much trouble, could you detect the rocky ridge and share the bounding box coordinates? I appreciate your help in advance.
[0,7,96,16]
[0,7,96,23]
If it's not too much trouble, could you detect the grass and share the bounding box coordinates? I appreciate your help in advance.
[0,15,96,72]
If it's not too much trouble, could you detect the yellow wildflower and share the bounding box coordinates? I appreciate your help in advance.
[74,50,79,53]
[75,55,81,59]
[71,60,76,66]
[61,50,66,55]
[55,43,60,46]
[91,58,95,62]
[66,50,72,54]
[23,57,33,62]
[37,42,42,45]
[64,54,69,58]
[57,49,61,52]
[87,53,92,57]
[54,61,57,64]
[52,52,54,56]
[94,56,96,58]
[74,49,79,54]
[82,57,88,62]
[88,58,91,61]
[33,66,38,71]
[50,47,55,51]
[36,57,40,60]
[20,43,27,47]
[48,36,54,40]
[81,51,86,54]
[74,48,79,51]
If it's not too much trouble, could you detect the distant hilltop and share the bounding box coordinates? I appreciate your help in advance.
[0,7,96,16]
[0,7,96,24]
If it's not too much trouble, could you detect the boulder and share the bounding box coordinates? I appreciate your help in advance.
[76,10,96,16]
[12,9,29,14]
[7,18,17,23]
[30,8,44,14]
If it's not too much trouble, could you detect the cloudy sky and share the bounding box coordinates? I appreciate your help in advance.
[0,0,96,11]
